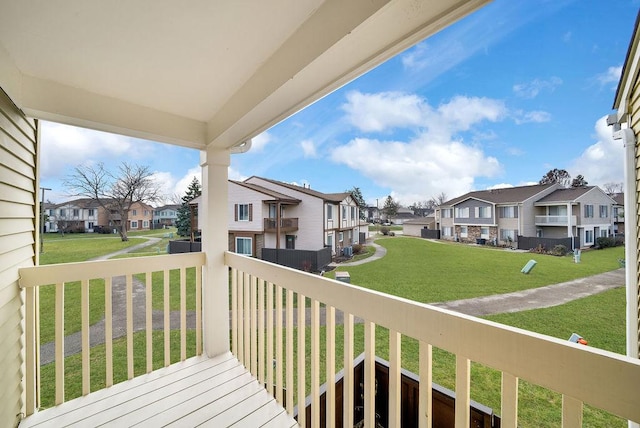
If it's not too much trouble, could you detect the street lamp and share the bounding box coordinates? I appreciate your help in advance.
[40,187,51,253]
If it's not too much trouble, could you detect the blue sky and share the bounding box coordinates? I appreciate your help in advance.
[41,0,640,206]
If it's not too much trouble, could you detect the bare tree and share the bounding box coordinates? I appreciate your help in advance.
[603,182,623,195]
[429,192,448,207]
[65,162,162,241]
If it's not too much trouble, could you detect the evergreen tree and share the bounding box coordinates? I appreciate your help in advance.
[348,186,367,220]
[382,195,399,218]
[176,177,202,237]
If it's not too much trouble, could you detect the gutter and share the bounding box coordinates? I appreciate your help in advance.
[612,125,640,363]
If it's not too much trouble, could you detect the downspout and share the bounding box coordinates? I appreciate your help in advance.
[613,126,639,364]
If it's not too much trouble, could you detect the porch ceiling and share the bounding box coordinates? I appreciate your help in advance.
[0,0,489,150]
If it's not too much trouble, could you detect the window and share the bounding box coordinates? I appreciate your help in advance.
[88,209,95,217]
[60,209,66,217]
[326,234,333,247]
[599,205,608,218]
[614,207,623,218]
[88,222,94,229]
[585,229,594,244]
[327,205,333,220]
[351,206,356,220]
[441,209,452,218]
[132,209,137,216]
[442,227,453,237]
[131,221,138,228]
[600,229,608,237]
[342,206,347,218]
[455,207,469,218]
[73,209,79,217]
[500,229,516,242]
[584,204,594,218]
[144,210,149,216]
[235,237,252,255]
[481,227,489,239]
[236,203,252,221]
[339,232,344,242]
[49,209,55,216]
[498,206,518,218]
[460,226,468,238]
[143,220,149,228]
[476,206,491,218]
[269,204,277,218]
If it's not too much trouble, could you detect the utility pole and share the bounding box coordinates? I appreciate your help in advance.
[40,187,51,253]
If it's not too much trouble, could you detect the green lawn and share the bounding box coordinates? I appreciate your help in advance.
[335,237,623,302]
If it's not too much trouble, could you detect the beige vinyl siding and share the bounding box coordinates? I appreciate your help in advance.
[630,75,640,360]
[0,87,37,425]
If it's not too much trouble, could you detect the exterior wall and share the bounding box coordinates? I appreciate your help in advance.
[228,182,267,234]
[153,205,179,227]
[453,199,494,225]
[403,223,426,237]
[127,202,153,230]
[439,208,455,241]
[576,188,614,233]
[0,88,37,426]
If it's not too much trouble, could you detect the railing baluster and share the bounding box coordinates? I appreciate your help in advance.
[24,285,37,415]
[419,341,432,428]
[258,279,265,386]
[389,330,401,428]
[266,281,274,396]
[145,272,152,373]
[250,274,257,376]
[81,279,90,395]
[126,274,134,379]
[244,272,251,369]
[180,266,187,361]
[105,276,113,387]
[501,372,519,428]
[231,268,238,357]
[237,270,244,365]
[311,299,320,428]
[344,312,354,428]
[297,293,306,428]
[195,263,202,355]
[562,395,583,427]
[275,284,284,406]
[55,282,64,405]
[326,305,336,428]
[163,269,170,367]
[455,355,471,428]
[286,289,294,415]
[364,321,376,428]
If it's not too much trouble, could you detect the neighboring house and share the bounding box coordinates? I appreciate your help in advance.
[366,206,382,223]
[388,207,420,225]
[612,193,625,235]
[230,177,362,257]
[153,204,180,228]
[533,186,616,247]
[127,201,153,231]
[403,216,436,237]
[46,198,100,233]
[436,183,616,248]
[436,183,559,246]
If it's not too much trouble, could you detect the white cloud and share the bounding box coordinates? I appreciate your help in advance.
[300,140,317,158]
[513,110,552,124]
[250,131,272,152]
[568,116,623,186]
[342,91,428,132]
[333,93,507,203]
[486,183,514,190]
[513,77,562,99]
[228,166,247,181]
[595,65,622,90]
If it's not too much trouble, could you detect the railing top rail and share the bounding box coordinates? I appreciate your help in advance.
[224,251,640,423]
[19,252,206,288]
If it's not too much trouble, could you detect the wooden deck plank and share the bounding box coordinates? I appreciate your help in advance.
[19,353,296,428]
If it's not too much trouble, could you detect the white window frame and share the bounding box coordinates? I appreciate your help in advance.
[131,221,138,228]
[480,227,489,239]
[442,227,452,237]
[235,237,252,255]
[339,232,344,242]
[132,209,137,216]
[499,206,517,218]
[477,206,491,218]
[442,209,452,218]
[599,205,608,218]
[237,204,250,221]
[455,207,469,218]
[585,229,594,245]
[327,205,333,220]
[584,204,594,218]
[460,226,468,238]
[500,229,515,242]
[600,229,608,237]
[327,234,333,247]
[143,220,149,228]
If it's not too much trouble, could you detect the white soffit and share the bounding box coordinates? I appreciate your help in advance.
[0,0,490,150]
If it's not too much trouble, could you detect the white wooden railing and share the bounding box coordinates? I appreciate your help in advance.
[225,251,640,428]
[18,253,205,416]
[535,215,577,226]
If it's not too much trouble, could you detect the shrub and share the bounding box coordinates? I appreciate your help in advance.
[352,243,363,254]
[596,236,617,249]
[551,244,568,256]
[380,226,390,235]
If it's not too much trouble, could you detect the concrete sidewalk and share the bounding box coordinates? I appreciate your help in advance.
[431,268,625,316]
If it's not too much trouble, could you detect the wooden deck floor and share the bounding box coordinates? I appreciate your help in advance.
[19,352,298,427]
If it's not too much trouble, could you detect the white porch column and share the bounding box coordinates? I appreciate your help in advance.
[200,147,231,357]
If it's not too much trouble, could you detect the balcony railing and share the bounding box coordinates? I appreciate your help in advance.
[225,251,640,427]
[16,252,640,427]
[18,253,204,415]
[264,217,299,232]
[535,215,577,226]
